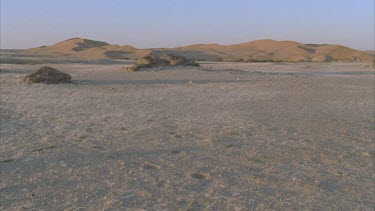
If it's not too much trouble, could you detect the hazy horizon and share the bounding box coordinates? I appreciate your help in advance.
[1,0,374,50]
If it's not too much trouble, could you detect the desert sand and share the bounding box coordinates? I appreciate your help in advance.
[21,38,374,62]
[0,61,374,210]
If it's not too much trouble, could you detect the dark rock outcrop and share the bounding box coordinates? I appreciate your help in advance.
[123,54,200,72]
[24,66,71,84]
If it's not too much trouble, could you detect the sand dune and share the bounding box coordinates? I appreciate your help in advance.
[364,50,375,56]
[27,38,151,60]
[25,38,374,62]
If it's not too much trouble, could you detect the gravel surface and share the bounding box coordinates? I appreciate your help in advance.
[1,62,374,210]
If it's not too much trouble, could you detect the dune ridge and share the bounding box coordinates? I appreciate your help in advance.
[24,38,374,62]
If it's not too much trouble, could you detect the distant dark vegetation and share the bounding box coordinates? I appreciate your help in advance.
[305,44,327,47]
[297,46,316,54]
[105,51,131,60]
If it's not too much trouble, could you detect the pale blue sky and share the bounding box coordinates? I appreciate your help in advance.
[1,0,374,50]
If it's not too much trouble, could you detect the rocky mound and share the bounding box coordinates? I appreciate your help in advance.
[24,66,71,84]
[124,54,200,72]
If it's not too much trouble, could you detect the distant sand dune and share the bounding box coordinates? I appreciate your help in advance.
[24,38,374,62]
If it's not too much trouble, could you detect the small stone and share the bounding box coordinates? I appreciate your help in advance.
[171,150,181,154]
[191,173,209,180]
[143,162,161,170]
[361,152,370,157]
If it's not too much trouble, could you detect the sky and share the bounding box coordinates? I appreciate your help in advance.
[1,0,374,50]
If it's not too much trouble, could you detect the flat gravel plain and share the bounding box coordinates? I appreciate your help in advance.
[0,62,374,210]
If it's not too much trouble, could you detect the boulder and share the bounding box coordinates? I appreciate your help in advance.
[160,54,200,66]
[136,56,159,66]
[123,54,200,72]
[24,66,71,84]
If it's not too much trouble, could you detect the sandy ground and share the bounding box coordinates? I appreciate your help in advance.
[0,62,374,210]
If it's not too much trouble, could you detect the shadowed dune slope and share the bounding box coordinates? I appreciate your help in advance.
[25,38,374,62]
[26,38,151,60]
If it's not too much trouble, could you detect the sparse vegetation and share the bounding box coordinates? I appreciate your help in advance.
[123,54,200,72]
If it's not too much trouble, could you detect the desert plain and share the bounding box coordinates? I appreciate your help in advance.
[0,59,374,210]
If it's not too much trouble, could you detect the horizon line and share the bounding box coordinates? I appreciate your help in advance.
[2,37,373,51]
